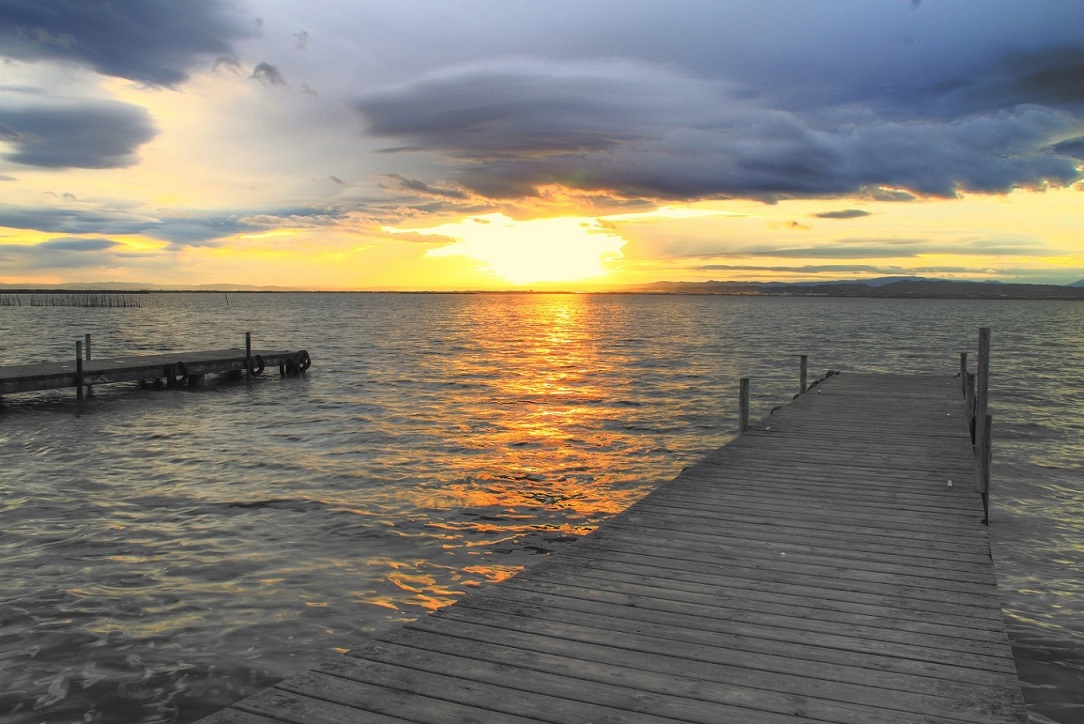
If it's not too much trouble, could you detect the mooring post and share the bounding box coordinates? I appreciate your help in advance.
[245,331,252,381]
[978,413,992,523]
[85,334,92,361]
[799,354,808,395]
[739,377,750,433]
[75,340,84,400]
[959,352,967,394]
[965,371,976,442]
[974,327,991,498]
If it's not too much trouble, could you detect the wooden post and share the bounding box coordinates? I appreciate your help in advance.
[739,377,750,433]
[959,352,967,394]
[75,341,84,400]
[965,372,976,442]
[799,355,808,395]
[978,413,992,523]
[245,331,252,381]
[974,327,990,495]
[84,333,93,394]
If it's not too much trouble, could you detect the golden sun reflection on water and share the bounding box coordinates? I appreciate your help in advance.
[368,294,653,617]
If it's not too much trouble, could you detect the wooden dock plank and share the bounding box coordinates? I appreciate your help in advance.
[196,372,1028,724]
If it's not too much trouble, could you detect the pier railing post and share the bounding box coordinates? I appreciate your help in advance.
[739,377,750,433]
[245,331,252,381]
[978,413,992,524]
[959,352,967,394]
[799,355,808,395]
[965,372,976,442]
[974,327,991,511]
[75,341,84,400]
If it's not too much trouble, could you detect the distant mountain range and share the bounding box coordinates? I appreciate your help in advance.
[627,277,1084,299]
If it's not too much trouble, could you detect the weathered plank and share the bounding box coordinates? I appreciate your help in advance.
[196,372,1028,723]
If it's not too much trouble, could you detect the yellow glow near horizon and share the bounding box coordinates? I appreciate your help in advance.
[387,213,626,285]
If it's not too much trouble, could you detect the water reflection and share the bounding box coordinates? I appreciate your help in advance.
[396,294,648,609]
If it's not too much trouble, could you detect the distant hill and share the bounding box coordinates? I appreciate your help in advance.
[628,278,1084,300]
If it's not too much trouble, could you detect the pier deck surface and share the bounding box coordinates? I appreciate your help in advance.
[201,372,1027,724]
[0,348,300,395]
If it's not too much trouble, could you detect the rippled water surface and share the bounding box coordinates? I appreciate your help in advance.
[1,293,1081,723]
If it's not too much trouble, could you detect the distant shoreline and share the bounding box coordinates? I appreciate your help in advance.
[3,282,1083,300]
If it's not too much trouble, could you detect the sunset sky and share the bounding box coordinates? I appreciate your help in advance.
[1,1,1082,290]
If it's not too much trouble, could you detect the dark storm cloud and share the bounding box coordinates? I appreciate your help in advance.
[1052,136,1084,160]
[0,101,156,169]
[0,0,249,86]
[935,47,1084,118]
[355,61,1084,202]
[356,61,700,157]
[814,210,871,219]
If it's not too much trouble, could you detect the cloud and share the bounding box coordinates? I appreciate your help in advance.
[355,60,1084,203]
[0,202,160,236]
[814,209,871,219]
[935,47,1084,118]
[0,0,250,87]
[1052,136,1084,160]
[0,236,125,270]
[39,236,122,251]
[213,56,243,74]
[383,174,469,200]
[729,236,1051,260]
[697,264,890,274]
[251,62,286,86]
[0,101,156,169]
[0,202,328,246]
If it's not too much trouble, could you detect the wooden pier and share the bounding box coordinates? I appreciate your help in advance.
[0,338,310,398]
[200,370,1026,724]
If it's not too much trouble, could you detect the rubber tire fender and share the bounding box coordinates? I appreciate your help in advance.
[172,360,189,387]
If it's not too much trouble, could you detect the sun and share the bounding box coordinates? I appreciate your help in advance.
[388,213,626,285]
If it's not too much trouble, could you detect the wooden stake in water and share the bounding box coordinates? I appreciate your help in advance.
[979,413,992,524]
[959,352,967,394]
[739,377,750,433]
[974,327,991,498]
[245,331,252,381]
[75,341,84,400]
[799,354,808,395]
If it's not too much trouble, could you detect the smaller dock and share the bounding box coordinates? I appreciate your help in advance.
[0,335,310,398]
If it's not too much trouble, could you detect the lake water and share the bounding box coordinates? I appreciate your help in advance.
[0,293,1081,724]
